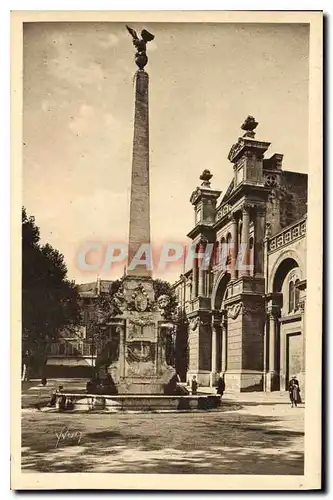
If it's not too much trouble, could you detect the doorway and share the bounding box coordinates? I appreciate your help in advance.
[285,332,302,389]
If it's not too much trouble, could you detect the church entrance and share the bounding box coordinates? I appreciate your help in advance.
[285,331,303,390]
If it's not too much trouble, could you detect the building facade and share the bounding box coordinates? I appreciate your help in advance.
[173,117,307,392]
[44,279,113,378]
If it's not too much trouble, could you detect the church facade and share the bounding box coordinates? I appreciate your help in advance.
[172,117,307,392]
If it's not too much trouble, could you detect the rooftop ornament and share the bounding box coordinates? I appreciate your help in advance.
[199,169,213,188]
[241,115,258,138]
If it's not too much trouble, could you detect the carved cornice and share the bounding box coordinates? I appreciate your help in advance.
[228,137,271,164]
[190,186,222,206]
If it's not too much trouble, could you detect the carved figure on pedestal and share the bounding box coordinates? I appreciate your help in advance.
[126,25,155,70]
[157,294,171,318]
[113,289,126,313]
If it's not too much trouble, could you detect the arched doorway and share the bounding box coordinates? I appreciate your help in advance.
[211,272,230,376]
[270,256,305,390]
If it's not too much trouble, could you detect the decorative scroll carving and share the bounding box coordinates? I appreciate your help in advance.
[129,315,155,327]
[265,174,277,187]
[228,141,243,162]
[227,303,244,319]
[265,222,272,238]
[189,317,200,331]
[126,342,156,363]
[127,283,153,312]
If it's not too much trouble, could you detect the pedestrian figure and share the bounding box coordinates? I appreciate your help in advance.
[46,385,62,408]
[288,376,301,407]
[216,373,225,397]
[57,384,65,403]
[191,375,198,395]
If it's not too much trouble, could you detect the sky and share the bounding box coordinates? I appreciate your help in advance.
[23,22,309,284]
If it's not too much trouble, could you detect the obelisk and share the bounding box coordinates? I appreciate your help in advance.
[106,26,175,395]
[127,70,151,276]
[126,26,154,277]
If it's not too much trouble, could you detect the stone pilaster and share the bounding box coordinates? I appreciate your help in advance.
[198,240,206,297]
[264,292,282,391]
[299,283,306,392]
[254,207,266,278]
[265,312,279,391]
[230,214,238,280]
[210,323,217,387]
[191,255,198,299]
[221,311,228,374]
[239,205,251,276]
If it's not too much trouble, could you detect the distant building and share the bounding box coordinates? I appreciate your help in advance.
[45,279,113,378]
[172,118,307,392]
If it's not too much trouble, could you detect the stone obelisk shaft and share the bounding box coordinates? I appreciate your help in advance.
[127,70,151,277]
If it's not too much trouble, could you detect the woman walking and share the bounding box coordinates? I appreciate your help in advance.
[288,376,301,407]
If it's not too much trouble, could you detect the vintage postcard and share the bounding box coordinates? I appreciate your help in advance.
[11,10,322,490]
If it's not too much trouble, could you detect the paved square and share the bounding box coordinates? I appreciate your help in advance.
[21,382,304,475]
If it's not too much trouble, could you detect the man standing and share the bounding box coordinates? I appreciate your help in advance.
[216,373,226,398]
[191,375,198,395]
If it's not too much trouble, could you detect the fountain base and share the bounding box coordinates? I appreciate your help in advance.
[48,392,221,412]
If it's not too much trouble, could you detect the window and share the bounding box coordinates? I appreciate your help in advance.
[288,281,295,313]
[295,279,300,311]
[226,234,232,266]
[238,222,243,248]
[214,241,220,265]
[288,278,302,314]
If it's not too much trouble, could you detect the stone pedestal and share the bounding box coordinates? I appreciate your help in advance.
[108,277,175,394]
[187,311,212,387]
[225,370,264,392]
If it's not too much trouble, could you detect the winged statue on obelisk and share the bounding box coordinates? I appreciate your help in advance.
[126,25,155,70]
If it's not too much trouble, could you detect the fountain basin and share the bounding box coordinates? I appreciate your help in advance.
[50,392,221,412]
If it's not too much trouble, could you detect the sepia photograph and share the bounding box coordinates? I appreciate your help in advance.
[11,10,322,490]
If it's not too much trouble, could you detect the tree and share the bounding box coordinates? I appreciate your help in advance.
[22,207,80,378]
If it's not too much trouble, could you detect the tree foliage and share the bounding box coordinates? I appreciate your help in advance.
[22,207,80,375]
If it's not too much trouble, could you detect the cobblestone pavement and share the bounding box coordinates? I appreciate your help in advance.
[21,381,304,475]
